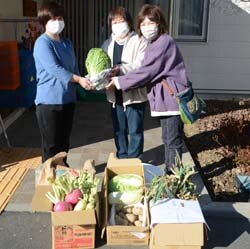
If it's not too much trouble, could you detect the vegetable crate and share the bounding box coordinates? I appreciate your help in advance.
[32,184,98,249]
[102,153,150,246]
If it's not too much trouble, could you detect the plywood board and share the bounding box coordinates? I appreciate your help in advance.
[0,147,41,213]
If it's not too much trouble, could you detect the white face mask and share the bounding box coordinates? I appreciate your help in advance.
[46,20,65,35]
[140,24,159,41]
[112,22,130,39]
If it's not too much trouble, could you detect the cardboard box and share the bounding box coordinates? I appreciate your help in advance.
[52,211,95,249]
[103,153,149,246]
[149,223,204,249]
[31,185,97,249]
[35,152,69,186]
[149,199,205,249]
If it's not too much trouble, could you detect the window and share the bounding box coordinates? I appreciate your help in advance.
[173,0,209,42]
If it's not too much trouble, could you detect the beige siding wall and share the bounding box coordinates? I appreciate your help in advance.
[178,1,250,95]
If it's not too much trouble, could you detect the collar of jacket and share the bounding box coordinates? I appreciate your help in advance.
[111,31,136,45]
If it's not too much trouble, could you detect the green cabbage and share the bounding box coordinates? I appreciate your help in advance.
[109,190,143,205]
[109,174,143,192]
[85,48,111,77]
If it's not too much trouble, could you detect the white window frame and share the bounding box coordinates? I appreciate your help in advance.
[172,0,209,42]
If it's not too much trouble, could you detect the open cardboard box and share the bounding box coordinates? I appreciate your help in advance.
[32,158,100,249]
[31,185,97,249]
[35,152,69,186]
[102,153,150,246]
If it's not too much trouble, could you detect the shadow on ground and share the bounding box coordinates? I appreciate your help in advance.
[0,102,160,149]
[204,210,250,249]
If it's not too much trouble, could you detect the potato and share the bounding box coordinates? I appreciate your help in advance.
[115,215,129,225]
[134,220,142,227]
[116,205,123,212]
[123,207,133,213]
[132,207,143,216]
[118,211,126,218]
[138,215,143,222]
[125,213,137,223]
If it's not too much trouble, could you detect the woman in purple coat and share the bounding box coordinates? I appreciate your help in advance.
[106,4,189,174]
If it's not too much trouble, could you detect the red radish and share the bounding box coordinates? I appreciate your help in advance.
[53,201,72,212]
[65,189,83,205]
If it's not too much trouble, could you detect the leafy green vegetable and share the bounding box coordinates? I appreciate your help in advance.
[109,174,143,192]
[146,153,197,202]
[85,48,111,77]
[46,171,99,211]
[109,190,143,205]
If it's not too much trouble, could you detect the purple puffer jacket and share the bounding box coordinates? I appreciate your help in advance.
[117,34,189,112]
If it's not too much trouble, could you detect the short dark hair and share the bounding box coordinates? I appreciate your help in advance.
[38,1,65,27]
[137,4,168,37]
[108,7,133,32]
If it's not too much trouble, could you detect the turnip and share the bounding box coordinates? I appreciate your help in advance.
[45,171,99,212]
[86,202,95,210]
[73,199,87,211]
[46,191,72,212]
[53,201,72,212]
[65,189,83,205]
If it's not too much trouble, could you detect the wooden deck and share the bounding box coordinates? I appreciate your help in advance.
[0,147,41,213]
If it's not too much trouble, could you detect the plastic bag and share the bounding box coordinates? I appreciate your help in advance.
[86,68,112,90]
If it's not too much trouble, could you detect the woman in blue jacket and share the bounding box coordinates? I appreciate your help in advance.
[34,1,91,162]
